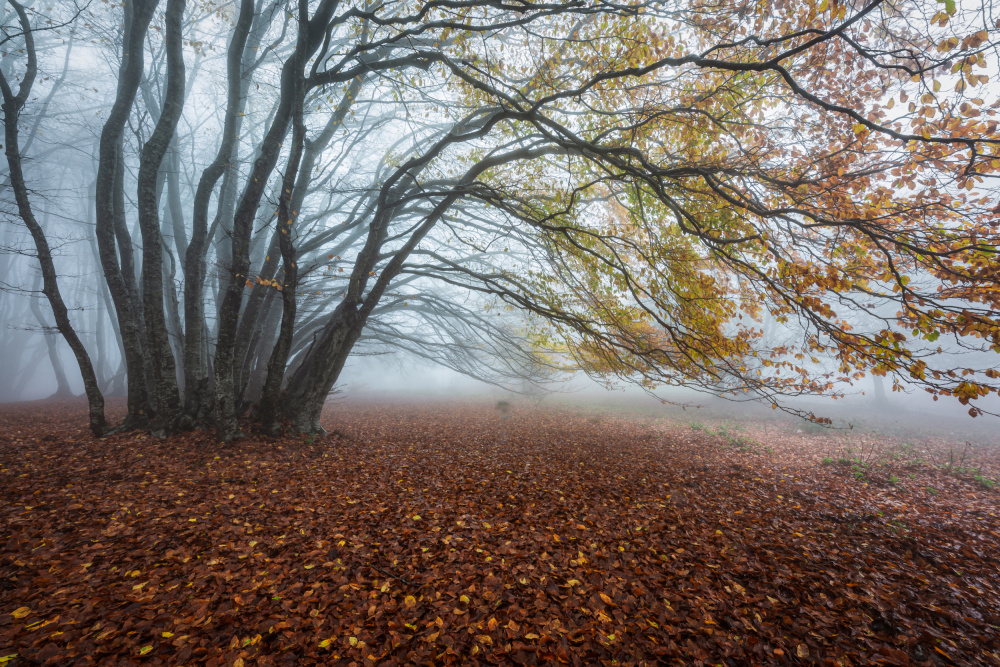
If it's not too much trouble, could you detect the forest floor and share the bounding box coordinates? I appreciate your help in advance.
[1,398,999,666]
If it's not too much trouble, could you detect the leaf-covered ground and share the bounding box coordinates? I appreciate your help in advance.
[1,399,999,666]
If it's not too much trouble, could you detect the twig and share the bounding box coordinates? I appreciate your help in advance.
[369,562,413,587]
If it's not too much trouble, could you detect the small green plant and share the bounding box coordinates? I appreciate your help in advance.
[691,422,705,431]
[889,475,899,486]
[822,456,834,465]
[926,487,939,496]
[890,519,907,534]
[975,475,996,490]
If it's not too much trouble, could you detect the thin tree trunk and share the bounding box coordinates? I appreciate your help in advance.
[872,374,889,408]
[214,16,307,439]
[165,145,188,266]
[136,0,186,435]
[259,107,306,434]
[0,0,105,434]
[29,273,74,398]
[183,0,255,424]
[232,83,361,400]
[214,0,340,440]
[95,0,159,428]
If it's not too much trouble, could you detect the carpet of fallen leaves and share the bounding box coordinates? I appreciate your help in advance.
[2,399,999,666]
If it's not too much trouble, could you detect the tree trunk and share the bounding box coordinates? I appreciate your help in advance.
[872,373,889,408]
[135,0,186,435]
[183,0,255,424]
[0,1,105,433]
[258,108,306,434]
[95,0,159,428]
[281,302,364,432]
[213,11,312,439]
[29,268,74,398]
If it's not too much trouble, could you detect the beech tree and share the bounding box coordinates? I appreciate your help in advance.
[1,0,998,438]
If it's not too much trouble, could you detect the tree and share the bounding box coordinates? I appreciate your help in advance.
[0,0,105,434]
[1,0,998,437]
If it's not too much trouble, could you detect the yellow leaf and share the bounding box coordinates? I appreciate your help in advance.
[234,659,245,667]
[797,644,809,658]
[459,595,470,604]
[477,635,493,644]
[404,595,417,609]
[599,592,614,605]
[162,632,174,638]
[11,607,30,619]
[524,632,540,640]
[349,637,358,647]
[139,646,152,655]
[319,638,333,648]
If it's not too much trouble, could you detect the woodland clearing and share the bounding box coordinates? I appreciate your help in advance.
[1,399,998,666]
